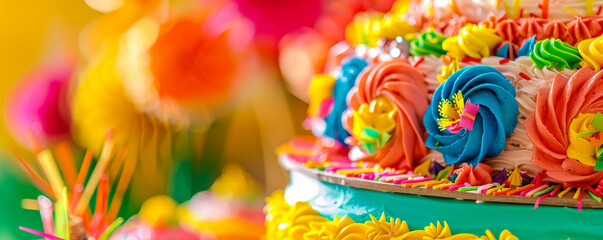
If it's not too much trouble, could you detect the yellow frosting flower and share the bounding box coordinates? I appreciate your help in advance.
[442,24,502,59]
[401,221,479,240]
[265,190,328,240]
[364,213,409,240]
[567,113,598,166]
[579,36,603,71]
[481,229,518,240]
[304,215,367,240]
[352,97,397,141]
[308,74,336,116]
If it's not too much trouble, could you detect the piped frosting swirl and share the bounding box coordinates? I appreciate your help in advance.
[346,59,429,168]
[530,38,582,70]
[525,67,603,186]
[424,65,518,166]
[442,24,503,59]
[324,58,368,143]
[579,35,603,71]
[409,31,447,57]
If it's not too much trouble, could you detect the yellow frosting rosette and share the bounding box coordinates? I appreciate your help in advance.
[442,24,503,59]
[579,35,603,71]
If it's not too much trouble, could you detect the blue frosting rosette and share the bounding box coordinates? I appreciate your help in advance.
[423,65,518,165]
[324,57,368,143]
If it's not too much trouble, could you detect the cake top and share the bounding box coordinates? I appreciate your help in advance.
[280,0,603,209]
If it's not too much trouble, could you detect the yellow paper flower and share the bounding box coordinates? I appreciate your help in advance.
[72,38,173,201]
[304,215,367,240]
[401,221,479,240]
[442,24,502,59]
[364,213,409,240]
[437,90,465,131]
[265,190,328,240]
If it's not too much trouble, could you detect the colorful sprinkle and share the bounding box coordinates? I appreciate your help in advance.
[506,184,535,196]
[519,72,530,80]
[558,187,573,198]
[533,185,557,197]
[413,57,425,68]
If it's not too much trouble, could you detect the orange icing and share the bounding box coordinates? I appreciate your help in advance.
[496,19,521,44]
[567,16,603,46]
[454,163,493,186]
[519,17,547,43]
[480,12,506,29]
[346,59,429,168]
[525,68,603,186]
[437,14,472,36]
[543,21,571,43]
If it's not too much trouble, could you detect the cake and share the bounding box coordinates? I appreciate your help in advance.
[271,0,603,238]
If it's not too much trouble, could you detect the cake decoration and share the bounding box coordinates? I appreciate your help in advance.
[516,36,536,56]
[578,34,603,70]
[265,190,519,240]
[567,16,603,44]
[519,17,547,41]
[442,24,503,59]
[434,90,480,133]
[424,65,518,166]
[346,59,429,168]
[437,57,460,83]
[529,38,582,70]
[526,67,603,186]
[566,112,603,171]
[274,0,603,238]
[324,57,368,143]
[409,31,448,57]
[351,96,397,155]
[305,215,367,239]
[495,41,519,59]
[543,21,571,42]
[454,163,493,185]
[364,213,409,239]
[265,190,328,240]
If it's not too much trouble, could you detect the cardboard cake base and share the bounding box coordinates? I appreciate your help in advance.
[279,155,603,209]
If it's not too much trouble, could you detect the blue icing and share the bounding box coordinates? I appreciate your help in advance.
[323,57,368,143]
[423,65,518,165]
[496,43,510,58]
[517,36,536,57]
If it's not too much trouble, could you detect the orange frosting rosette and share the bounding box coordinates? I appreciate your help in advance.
[454,163,492,186]
[345,59,429,168]
[525,68,603,186]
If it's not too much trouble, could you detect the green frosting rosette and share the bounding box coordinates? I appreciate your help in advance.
[530,38,582,70]
[409,31,447,57]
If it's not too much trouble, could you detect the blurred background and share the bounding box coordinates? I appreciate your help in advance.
[0,0,397,239]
